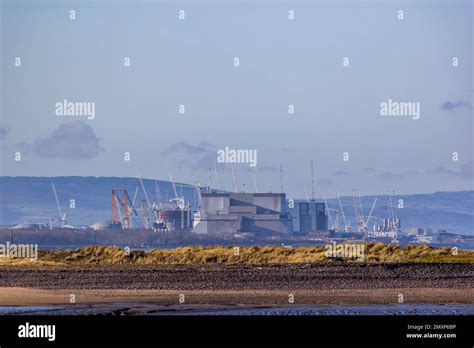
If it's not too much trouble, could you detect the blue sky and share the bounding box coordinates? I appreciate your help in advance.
[0,0,472,198]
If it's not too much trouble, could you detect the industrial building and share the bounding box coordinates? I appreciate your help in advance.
[193,192,293,236]
[287,200,328,235]
[154,208,192,231]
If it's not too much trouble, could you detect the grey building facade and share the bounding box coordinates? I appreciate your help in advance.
[288,200,328,234]
[193,192,293,236]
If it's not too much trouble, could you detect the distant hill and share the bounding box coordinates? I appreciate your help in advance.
[0,177,472,234]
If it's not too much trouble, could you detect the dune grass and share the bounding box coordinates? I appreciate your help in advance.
[0,243,473,267]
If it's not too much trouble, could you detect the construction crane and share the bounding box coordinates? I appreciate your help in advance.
[387,191,399,231]
[51,183,67,228]
[357,190,365,223]
[280,165,283,193]
[169,173,179,200]
[111,188,141,229]
[194,182,203,213]
[221,166,230,192]
[137,173,152,209]
[352,189,366,233]
[365,198,378,232]
[132,186,139,208]
[208,167,212,193]
[333,209,340,232]
[337,192,351,232]
[251,169,259,193]
[138,173,159,228]
[230,164,238,192]
[322,191,335,231]
[352,189,360,231]
[139,199,149,229]
[155,181,162,207]
[303,186,310,202]
[115,194,124,226]
[213,162,222,192]
[168,173,185,210]
[191,181,203,229]
[111,188,124,227]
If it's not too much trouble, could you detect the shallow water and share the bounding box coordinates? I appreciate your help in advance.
[0,306,64,314]
[0,303,473,315]
[194,304,474,315]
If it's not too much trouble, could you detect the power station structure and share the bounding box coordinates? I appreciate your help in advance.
[287,200,328,235]
[192,192,293,236]
[154,207,193,231]
[13,169,410,243]
[97,162,399,240]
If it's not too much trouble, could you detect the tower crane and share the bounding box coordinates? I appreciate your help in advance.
[155,180,162,208]
[230,164,238,192]
[337,192,350,232]
[322,191,335,231]
[251,169,259,193]
[208,167,212,193]
[213,162,222,192]
[364,197,378,232]
[303,186,310,203]
[169,173,184,209]
[51,183,67,228]
[387,190,399,231]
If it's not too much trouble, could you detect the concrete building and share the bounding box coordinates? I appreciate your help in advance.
[154,208,192,231]
[288,200,328,234]
[193,193,293,236]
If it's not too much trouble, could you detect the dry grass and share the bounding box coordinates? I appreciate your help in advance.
[0,243,473,267]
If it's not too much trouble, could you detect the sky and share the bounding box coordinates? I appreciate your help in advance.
[0,0,473,199]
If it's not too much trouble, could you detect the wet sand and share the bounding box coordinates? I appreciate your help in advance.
[0,287,473,307]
